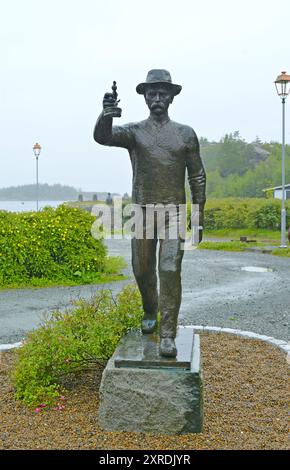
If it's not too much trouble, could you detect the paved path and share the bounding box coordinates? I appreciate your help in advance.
[0,239,289,344]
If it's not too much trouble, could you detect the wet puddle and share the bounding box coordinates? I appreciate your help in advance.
[241,266,273,273]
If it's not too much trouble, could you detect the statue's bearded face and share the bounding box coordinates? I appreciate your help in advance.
[144,85,174,115]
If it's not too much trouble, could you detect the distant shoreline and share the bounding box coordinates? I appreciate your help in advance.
[0,200,68,213]
[0,199,71,202]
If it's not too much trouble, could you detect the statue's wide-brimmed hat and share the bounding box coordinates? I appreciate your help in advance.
[136,69,182,96]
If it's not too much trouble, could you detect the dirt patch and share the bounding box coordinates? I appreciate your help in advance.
[0,333,288,450]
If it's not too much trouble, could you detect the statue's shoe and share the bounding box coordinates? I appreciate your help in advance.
[159,337,177,358]
[141,319,157,334]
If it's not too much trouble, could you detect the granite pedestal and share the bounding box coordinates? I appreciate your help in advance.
[98,328,203,435]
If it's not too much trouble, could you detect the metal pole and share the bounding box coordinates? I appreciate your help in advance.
[280,98,287,248]
[36,155,39,212]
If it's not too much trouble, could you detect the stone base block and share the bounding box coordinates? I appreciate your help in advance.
[98,329,203,435]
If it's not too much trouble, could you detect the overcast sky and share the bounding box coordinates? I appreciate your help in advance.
[1,0,289,194]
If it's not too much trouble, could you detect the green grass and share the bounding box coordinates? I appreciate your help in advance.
[198,241,249,252]
[204,228,282,242]
[0,256,127,290]
[199,229,290,256]
[0,274,127,290]
[272,247,290,257]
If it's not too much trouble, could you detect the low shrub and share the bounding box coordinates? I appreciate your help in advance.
[193,198,290,231]
[11,285,143,407]
[252,201,281,229]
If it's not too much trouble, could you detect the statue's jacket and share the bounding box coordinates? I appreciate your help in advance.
[94,113,206,207]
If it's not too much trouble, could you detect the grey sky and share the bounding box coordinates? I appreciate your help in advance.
[0,0,289,195]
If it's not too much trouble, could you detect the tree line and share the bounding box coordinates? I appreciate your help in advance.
[199,132,290,198]
[2,134,289,200]
[0,183,78,201]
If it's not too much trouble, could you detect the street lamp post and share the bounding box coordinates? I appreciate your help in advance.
[33,143,42,211]
[274,71,290,248]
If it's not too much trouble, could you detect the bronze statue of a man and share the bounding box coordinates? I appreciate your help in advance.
[94,69,206,358]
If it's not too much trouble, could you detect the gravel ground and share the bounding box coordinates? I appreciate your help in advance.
[0,332,288,450]
[0,239,289,344]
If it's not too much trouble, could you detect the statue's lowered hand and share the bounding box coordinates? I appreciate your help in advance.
[188,217,203,244]
[198,229,203,244]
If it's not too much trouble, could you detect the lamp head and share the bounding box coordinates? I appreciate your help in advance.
[274,71,290,99]
[33,143,41,157]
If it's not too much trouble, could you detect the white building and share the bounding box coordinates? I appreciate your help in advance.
[263,184,290,199]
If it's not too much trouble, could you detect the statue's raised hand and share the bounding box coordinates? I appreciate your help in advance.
[102,82,122,118]
[103,93,116,108]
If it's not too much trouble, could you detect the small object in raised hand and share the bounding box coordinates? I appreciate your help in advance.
[103,80,122,118]
[112,81,120,106]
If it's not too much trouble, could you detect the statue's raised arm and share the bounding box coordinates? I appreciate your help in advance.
[93,80,133,149]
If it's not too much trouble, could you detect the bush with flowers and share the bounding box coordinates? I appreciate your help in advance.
[0,205,112,287]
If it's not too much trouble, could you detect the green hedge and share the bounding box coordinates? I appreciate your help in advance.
[0,205,107,286]
[201,198,290,230]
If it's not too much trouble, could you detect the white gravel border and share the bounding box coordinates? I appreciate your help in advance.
[0,342,22,352]
[1,327,289,357]
[183,325,290,356]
